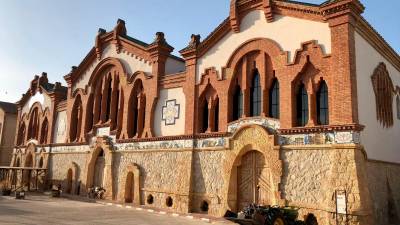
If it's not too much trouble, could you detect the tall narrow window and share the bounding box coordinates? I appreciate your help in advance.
[214,98,219,132]
[201,100,209,133]
[105,77,112,122]
[296,83,308,126]
[17,123,26,146]
[316,81,329,125]
[70,96,82,142]
[132,97,138,137]
[269,78,279,119]
[397,95,400,120]
[128,80,145,138]
[233,85,243,121]
[40,119,49,144]
[250,70,261,117]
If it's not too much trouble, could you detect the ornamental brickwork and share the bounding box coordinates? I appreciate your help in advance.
[5,1,400,225]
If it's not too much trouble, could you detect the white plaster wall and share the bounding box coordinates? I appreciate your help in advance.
[165,57,185,75]
[153,88,186,136]
[73,44,152,92]
[355,32,400,163]
[197,10,332,83]
[53,111,67,143]
[21,92,52,115]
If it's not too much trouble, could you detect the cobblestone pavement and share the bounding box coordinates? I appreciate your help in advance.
[0,194,232,225]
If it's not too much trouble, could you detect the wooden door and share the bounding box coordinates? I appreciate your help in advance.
[237,151,269,210]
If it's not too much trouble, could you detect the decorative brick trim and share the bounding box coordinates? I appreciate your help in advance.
[159,72,186,89]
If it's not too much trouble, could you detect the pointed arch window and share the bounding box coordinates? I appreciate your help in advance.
[105,76,113,122]
[269,78,279,119]
[316,81,329,125]
[28,108,39,140]
[128,80,145,138]
[70,95,83,142]
[201,99,209,133]
[17,123,26,146]
[213,98,219,132]
[40,118,49,144]
[250,70,261,117]
[232,85,243,121]
[296,83,308,126]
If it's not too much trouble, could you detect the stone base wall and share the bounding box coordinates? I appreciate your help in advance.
[42,129,397,225]
[366,160,400,225]
[48,152,88,192]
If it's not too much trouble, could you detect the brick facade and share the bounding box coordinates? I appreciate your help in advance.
[5,1,400,225]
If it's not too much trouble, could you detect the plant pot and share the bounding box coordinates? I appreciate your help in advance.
[1,189,11,196]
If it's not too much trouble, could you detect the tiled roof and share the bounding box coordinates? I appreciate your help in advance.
[0,101,17,114]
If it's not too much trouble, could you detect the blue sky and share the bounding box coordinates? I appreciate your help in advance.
[0,0,399,103]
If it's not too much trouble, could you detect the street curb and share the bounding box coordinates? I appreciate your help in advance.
[96,201,235,224]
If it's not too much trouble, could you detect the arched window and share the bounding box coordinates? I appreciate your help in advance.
[316,81,329,125]
[296,83,308,126]
[250,70,261,117]
[111,79,121,131]
[232,85,243,121]
[128,80,145,138]
[213,98,219,132]
[40,118,49,144]
[105,76,113,122]
[201,100,209,133]
[28,108,39,140]
[269,78,279,119]
[70,95,83,142]
[17,123,26,146]
[85,94,94,134]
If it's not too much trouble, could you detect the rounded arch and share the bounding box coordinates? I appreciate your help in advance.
[88,57,127,86]
[85,137,114,200]
[225,38,286,70]
[223,125,282,214]
[65,162,79,195]
[118,163,141,204]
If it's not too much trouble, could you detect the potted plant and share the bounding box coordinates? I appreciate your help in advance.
[0,180,11,196]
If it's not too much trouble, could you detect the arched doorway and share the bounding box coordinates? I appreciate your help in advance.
[225,125,283,215]
[66,169,73,194]
[125,172,134,203]
[237,150,271,210]
[93,149,105,188]
[23,153,33,189]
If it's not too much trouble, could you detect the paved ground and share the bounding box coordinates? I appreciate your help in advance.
[0,194,232,225]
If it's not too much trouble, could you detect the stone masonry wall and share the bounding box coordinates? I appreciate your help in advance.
[191,150,226,214]
[113,150,193,212]
[366,160,400,225]
[48,153,88,191]
[281,145,373,225]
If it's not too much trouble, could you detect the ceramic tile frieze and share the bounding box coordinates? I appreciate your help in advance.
[227,117,280,134]
[279,131,361,145]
